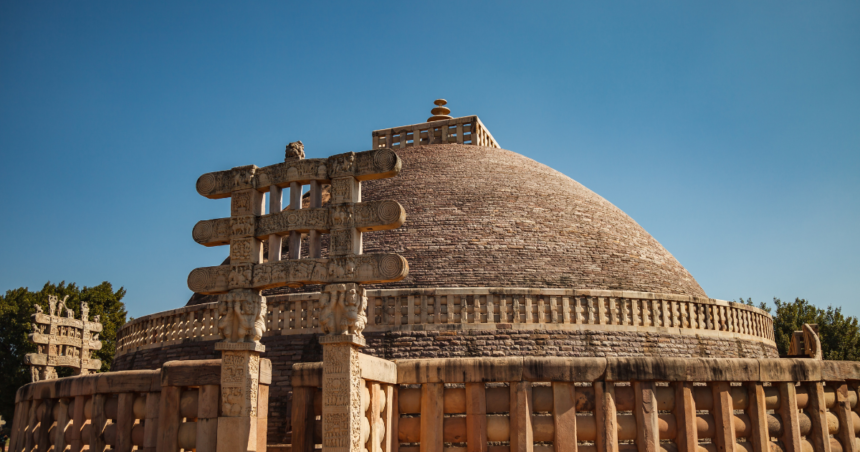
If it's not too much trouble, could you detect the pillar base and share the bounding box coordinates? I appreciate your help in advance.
[217,416,258,452]
[319,334,365,347]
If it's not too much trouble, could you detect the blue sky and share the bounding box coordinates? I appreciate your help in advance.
[1,1,858,319]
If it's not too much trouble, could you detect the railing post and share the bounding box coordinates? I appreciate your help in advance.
[553,382,577,452]
[158,386,181,452]
[421,382,444,452]
[71,395,86,452]
[832,383,857,452]
[143,392,160,452]
[36,398,53,452]
[9,401,26,452]
[510,381,533,452]
[745,382,769,452]
[466,383,488,452]
[634,381,659,452]
[91,394,108,452]
[806,382,833,452]
[292,387,316,452]
[24,400,38,452]
[595,382,619,452]
[369,383,384,452]
[382,384,397,452]
[116,393,135,452]
[777,382,802,452]
[673,382,697,452]
[257,381,270,452]
[711,382,736,452]
[197,385,219,452]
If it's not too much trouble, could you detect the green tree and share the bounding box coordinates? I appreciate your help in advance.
[770,297,860,361]
[0,281,127,430]
[738,297,860,360]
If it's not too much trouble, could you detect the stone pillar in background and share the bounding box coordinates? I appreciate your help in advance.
[26,296,103,382]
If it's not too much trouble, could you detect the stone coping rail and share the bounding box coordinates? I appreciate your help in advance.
[293,356,860,386]
[115,288,775,357]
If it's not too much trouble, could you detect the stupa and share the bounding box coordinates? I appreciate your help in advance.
[113,102,777,443]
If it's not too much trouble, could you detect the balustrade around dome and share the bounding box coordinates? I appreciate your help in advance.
[115,288,774,357]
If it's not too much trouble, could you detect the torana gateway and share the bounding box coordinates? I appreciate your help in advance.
[10,102,860,452]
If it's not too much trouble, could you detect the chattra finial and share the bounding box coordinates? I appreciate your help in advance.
[427,99,453,122]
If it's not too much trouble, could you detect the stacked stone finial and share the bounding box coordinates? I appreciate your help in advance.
[190,144,408,452]
[26,296,103,382]
[427,98,453,122]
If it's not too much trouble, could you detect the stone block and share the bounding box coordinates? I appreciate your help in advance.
[523,357,606,382]
[216,416,257,452]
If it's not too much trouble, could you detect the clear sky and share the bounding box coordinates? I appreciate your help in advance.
[1,1,858,320]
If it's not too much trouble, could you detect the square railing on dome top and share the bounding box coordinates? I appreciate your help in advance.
[372,115,500,150]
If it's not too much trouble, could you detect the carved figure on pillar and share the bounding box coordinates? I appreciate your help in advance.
[218,290,267,343]
[320,283,368,337]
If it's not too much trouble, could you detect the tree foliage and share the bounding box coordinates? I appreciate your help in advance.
[738,296,860,360]
[0,281,127,432]
[770,298,860,361]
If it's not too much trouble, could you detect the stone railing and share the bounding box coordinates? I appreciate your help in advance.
[8,358,271,452]
[372,115,500,149]
[115,289,774,357]
[291,356,860,452]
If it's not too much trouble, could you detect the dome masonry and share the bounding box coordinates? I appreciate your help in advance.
[359,143,707,296]
[356,100,707,296]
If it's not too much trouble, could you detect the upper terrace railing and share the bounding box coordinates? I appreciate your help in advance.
[8,358,271,452]
[115,289,774,357]
[372,116,500,150]
[290,356,860,452]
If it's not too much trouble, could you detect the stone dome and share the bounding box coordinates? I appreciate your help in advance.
[357,143,707,297]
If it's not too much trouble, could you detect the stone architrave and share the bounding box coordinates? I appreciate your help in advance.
[188,148,408,295]
[25,296,103,382]
[189,146,408,452]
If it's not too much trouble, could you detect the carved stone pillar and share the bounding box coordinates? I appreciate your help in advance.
[215,341,265,452]
[320,281,370,452]
[320,333,367,452]
[215,288,267,452]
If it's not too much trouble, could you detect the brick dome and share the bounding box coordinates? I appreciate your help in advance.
[358,143,707,297]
